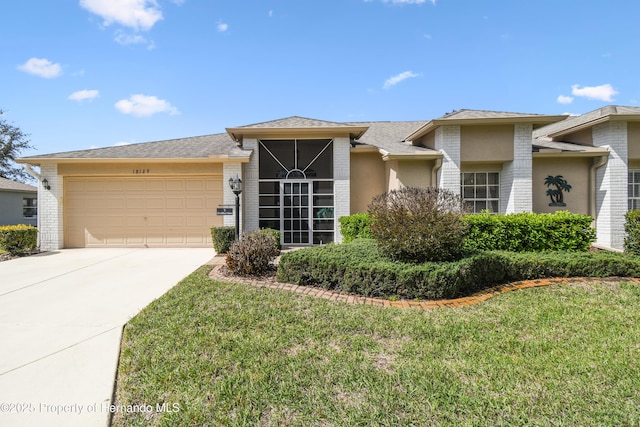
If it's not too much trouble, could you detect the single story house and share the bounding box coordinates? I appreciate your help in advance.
[17,105,640,251]
[0,177,37,227]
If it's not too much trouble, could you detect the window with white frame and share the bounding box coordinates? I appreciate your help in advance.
[23,197,37,218]
[461,172,500,213]
[628,170,640,210]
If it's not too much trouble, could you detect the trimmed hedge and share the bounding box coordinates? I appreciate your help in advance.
[624,210,640,255]
[277,239,640,300]
[338,213,371,243]
[464,211,596,252]
[339,211,596,253]
[211,226,235,254]
[0,225,38,255]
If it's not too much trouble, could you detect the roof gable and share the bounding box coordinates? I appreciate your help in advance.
[535,105,640,139]
[226,116,369,141]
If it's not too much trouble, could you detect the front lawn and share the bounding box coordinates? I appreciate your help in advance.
[112,267,640,426]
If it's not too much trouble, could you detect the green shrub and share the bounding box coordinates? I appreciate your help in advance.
[277,239,640,300]
[226,231,280,276]
[211,226,235,254]
[464,211,596,252]
[338,213,371,243]
[0,225,38,255]
[368,187,468,262]
[624,210,640,255]
[257,228,281,250]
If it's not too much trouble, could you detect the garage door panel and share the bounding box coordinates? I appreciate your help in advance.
[146,198,165,209]
[64,176,222,248]
[166,180,185,191]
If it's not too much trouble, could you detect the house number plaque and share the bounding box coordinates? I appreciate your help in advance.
[132,169,151,174]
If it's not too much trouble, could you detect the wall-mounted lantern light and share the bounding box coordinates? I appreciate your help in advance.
[42,178,51,190]
[228,175,243,240]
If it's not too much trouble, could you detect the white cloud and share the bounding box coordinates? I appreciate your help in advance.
[114,30,147,45]
[571,84,618,102]
[113,141,130,146]
[557,95,574,105]
[383,71,420,89]
[68,89,100,102]
[79,0,163,31]
[217,21,228,32]
[17,58,62,78]
[115,94,179,117]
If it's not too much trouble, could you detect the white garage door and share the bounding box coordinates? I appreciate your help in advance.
[64,176,223,248]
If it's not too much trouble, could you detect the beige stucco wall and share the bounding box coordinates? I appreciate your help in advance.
[58,162,224,176]
[532,157,590,214]
[627,122,640,159]
[461,125,514,162]
[350,152,386,213]
[385,160,433,192]
[561,128,593,146]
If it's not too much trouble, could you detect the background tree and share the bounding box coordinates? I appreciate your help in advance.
[0,110,34,182]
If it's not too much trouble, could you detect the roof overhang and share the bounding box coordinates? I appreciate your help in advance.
[548,114,640,139]
[378,149,443,161]
[532,150,609,158]
[226,126,370,143]
[406,115,568,142]
[16,155,251,166]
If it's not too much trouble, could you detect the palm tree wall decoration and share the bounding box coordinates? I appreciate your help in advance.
[545,175,572,206]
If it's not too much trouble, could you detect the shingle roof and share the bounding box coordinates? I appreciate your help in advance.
[534,105,640,139]
[532,140,609,153]
[0,177,37,192]
[439,109,552,120]
[238,116,352,129]
[19,133,250,161]
[351,121,436,155]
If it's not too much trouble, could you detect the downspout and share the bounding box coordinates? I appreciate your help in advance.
[23,163,41,181]
[431,158,442,188]
[589,154,608,221]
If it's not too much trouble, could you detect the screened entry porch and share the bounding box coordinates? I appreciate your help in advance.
[258,139,335,245]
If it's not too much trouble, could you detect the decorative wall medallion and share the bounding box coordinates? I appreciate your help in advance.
[545,175,572,206]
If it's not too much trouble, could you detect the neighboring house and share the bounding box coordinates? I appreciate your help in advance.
[0,177,37,227]
[17,105,640,251]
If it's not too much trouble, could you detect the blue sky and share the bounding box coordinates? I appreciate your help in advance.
[2,0,639,156]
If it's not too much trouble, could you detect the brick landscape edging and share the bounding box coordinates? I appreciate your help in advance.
[208,264,640,310]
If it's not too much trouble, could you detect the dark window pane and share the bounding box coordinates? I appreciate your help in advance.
[488,173,499,185]
[313,232,334,245]
[259,196,279,206]
[313,195,334,206]
[476,173,487,185]
[259,220,280,230]
[259,182,280,194]
[488,186,499,198]
[463,187,474,198]
[313,181,333,194]
[259,208,279,218]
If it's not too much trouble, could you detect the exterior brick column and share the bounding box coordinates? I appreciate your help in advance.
[333,137,351,244]
[240,139,259,235]
[594,121,628,249]
[501,123,533,213]
[435,125,461,194]
[39,163,64,251]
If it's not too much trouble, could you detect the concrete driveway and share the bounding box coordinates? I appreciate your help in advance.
[0,248,215,427]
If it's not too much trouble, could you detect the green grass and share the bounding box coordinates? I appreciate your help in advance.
[113,267,640,426]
